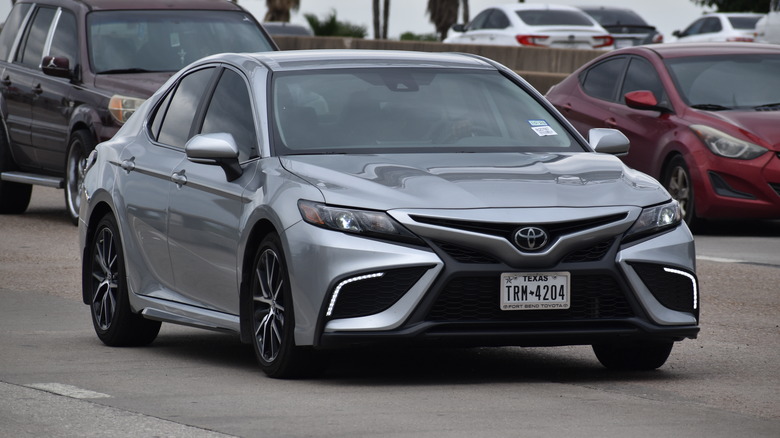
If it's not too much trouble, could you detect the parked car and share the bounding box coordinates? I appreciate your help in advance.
[79,49,700,378]
[672,12,765,43]
[0,0,277,224]
[546,43,780,228]
[755,0,780,44]
[444,3,614,50]
[579,6,663,48]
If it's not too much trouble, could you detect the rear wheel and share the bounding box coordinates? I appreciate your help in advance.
[87,214,160,346]
[251,234,312,378]
[0,121,32,214]
[65,130,95,225]
[592,341,674,371]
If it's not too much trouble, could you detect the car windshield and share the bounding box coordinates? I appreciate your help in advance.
[665,54,780,109]
[88,10,274,74]
[271,68,580,155]
[516,10,594,26]
[728,15,763,29]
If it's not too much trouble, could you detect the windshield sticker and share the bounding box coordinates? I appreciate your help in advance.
[528,119,557,137]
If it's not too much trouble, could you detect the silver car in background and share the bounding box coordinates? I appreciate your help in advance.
[79,50,699,378]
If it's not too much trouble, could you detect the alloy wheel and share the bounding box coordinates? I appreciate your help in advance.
[91,226,119,331]
[253,248,286,364]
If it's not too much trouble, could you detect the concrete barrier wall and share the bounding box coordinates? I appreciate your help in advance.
[272,36,605,92]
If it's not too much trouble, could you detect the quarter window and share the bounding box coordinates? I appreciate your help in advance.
[156,67,215,149]
[200,69,259,161]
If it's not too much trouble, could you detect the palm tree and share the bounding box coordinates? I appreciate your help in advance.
[461,0,470,23]
[372,0,391,39]
[427,0,459,41]
[264,0,300,22]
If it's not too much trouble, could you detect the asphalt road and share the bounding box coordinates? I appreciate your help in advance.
[1,186,778,437]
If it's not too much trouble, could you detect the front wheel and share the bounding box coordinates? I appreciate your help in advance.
[250,234,312,378]
[65,130,95,225]
[663,156,700,230]
[87,214,160,346]
[592,341,674,371]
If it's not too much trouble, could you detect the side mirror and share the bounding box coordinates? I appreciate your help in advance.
[589,128,630,156]
[185,133,243,181]
[625,90,671,113]
[41,56,72,79]
[672,30,682,38]
[452,24,465,32]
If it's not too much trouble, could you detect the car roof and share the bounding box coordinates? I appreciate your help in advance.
[17,0,245,11]
[232,50,498,72]
[643,42,780,59]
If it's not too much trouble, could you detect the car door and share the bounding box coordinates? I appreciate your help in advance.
[30,7,79,173]
[559,56,628,135]
[117,66,218,302]
[167,67,258,314]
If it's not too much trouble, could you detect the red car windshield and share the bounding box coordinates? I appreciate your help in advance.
[665,54,780,110]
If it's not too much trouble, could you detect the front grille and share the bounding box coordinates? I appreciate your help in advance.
[561,238,614,263]
[329,267,428,319]
[427,274,633,322]
[631,263,697,315]
[433,241,500,264]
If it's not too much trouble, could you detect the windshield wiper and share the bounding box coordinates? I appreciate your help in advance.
[690,103,731,111]
[753,102,780,110]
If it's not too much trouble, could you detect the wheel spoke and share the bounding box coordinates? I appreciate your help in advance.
[252,246,287,363]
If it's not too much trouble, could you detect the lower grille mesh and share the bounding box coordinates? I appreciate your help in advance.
[329,267,427,319]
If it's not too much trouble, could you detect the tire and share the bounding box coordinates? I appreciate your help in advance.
[0,121,32,214]
[662,155,700,230]
[65,130,95,225]
[87,213,160,346]
[250,234,312,378]
[592,341,674,371]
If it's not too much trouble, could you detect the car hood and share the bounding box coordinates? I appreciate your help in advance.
[280,153,668,210]
[93,72,175,99]
[704,110,780,150]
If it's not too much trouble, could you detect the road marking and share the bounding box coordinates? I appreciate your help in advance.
[26,383,111,399]
[696,255,745,264]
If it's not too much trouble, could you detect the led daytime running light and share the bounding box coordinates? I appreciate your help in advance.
[326,273,385,317]
[664,267,698,310]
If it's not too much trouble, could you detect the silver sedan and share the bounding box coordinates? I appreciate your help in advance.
[78,50,699,378]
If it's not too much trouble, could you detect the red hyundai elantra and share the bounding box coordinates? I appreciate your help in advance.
[546,43,780,229]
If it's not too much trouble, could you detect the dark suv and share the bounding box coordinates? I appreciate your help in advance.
[0,0,277,223]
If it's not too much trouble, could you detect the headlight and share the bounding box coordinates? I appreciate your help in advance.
[298,200,421,244]
[624,200,682,241]
[108,95,146,125]
[690,124,767,160]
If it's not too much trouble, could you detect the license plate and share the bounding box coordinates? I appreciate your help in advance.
[500,272,570,310]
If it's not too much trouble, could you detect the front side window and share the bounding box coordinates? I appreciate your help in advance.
[581,57,627,102]
[87,10,273,74]
[156,67,215,148]
[467,10,493,31]
[272,68,579,155]
[49,10,78,70]
[483,10,510,29]
[201,69,259,161]
[621,57,666,105]
[699,17,723,34]
[19,7,56,68]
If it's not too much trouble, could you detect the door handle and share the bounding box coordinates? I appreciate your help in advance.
[605,118,618,128]
[32,84,43,95]
[562,103,573,112]
[120,158,135,172]
[171,171,187,186]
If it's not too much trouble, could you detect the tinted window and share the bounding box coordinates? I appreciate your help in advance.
[88,10,273,73]
[517,10,594,26]
[467,10,492,31]
[157,68,215,148]
[19,7,56,68]
[49,10,78,69]
[728,16,763,29]
[484,10,511,29]
[0,3,33,61]
[681,18,705,36]
[273,69,579,154]
[581,8,647,26]
[621,57,666,104]
[201,69,258,161]
[581,57,627,101]
[700,17,722,34]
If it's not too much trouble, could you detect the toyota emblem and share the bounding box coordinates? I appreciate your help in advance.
[514,226,549,251]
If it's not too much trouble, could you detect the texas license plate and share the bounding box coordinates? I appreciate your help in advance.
[500,272,570,310]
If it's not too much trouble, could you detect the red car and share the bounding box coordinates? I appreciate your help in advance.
[546,43,780,229]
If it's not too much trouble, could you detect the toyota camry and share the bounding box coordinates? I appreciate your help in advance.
[79,50,700,378]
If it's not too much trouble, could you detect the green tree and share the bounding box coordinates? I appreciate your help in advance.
[264,0,300,22]
[305,10,367,38]
[691,0,770,12]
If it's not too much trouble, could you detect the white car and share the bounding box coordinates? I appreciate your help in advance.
[672,12,765,43]
[444,3,614,50]
[755,0,780,44]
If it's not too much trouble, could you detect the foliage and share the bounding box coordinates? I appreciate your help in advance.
[691,0,770,12]
[264,0,300,22]
[399,32,439,41]
[427,0,460,40]
[304,10,367,38]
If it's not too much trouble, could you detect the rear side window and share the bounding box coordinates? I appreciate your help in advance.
[19,7,56,68]
[0,3,33,61]
[156,67,216,149]
[581,57,627,101]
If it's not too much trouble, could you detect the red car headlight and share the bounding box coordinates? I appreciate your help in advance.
[689,125,768,160]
